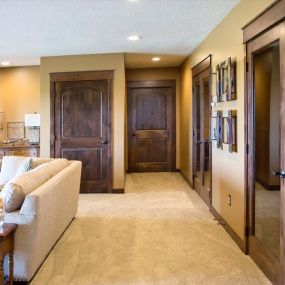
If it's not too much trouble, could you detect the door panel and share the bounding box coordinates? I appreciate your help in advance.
[128,81,176,172]
[193,67,212,207]
[51,71,113,193]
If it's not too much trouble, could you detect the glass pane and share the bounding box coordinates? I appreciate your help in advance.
[203,80,210,189]
[195,83,201,179]
[254,43,280,258]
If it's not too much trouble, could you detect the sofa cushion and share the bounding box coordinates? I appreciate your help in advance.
[31,157,53,169]
[0,156,28,185]
[1,158,69,212]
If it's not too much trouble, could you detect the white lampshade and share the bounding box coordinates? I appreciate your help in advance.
[24,114,40,127]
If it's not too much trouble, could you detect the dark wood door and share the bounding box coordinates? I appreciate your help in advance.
[245,22,285,284]
[192,60,212,207]
[127,80,176,172]
[50,71,113,193]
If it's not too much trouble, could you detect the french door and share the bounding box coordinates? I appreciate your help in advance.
[193,65,212,207]
[246,22,285,284]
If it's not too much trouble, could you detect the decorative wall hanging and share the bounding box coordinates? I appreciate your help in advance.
[214,57,236,102]
[7,122,25,140]
[222,110,237,152]
[211,110,223,148]
[0,113,3,129]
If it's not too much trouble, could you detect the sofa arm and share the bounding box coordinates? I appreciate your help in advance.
[19,161,82,216]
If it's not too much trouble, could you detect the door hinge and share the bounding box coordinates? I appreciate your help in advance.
[246,62,249,72]
[193,130,195,137]
[246,144,249,155]
[245,226,250,236]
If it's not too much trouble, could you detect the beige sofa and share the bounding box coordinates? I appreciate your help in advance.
[0,157,82,283]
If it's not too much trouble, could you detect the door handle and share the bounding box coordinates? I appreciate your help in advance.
[271,170,285,178]
[196,140,204,144]
[101,138,108,144]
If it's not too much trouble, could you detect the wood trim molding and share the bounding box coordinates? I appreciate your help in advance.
[127,80,176,88]
[210,206,246,253]
[50,70,114,82]
[191,55,211,76]
[242,0,285,43]
[179,169,194,189]
[111,188,125,194]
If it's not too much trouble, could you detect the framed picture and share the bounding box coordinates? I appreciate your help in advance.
[0,113,3,129]
[211,110,223,149]
[7,122,25,140]
[222,110,237,152]
[215,57,237,102]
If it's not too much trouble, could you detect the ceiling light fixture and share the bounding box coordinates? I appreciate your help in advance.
[1,61,10,66]
[152,57,161,62]
[127,35,141,41]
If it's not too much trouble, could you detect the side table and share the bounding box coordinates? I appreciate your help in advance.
[0,224,17,285]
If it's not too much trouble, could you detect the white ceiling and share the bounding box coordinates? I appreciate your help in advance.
[0,0,239,67]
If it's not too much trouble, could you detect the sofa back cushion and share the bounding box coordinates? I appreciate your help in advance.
[2,158,69,212]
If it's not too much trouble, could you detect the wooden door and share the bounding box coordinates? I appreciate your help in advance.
[50,71,113,193]
[192,57,212,207]
[127,80,176,172]
[245,22,285,284]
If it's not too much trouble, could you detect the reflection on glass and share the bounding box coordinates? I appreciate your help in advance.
[203,81,210,189]
[254,43,280,258]
[195,83,201,178]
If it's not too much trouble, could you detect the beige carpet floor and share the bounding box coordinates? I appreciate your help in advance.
[31,173,271,285]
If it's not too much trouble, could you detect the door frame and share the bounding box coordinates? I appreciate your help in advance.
[244,16,285,285]
[50,70,113,193]
[127,80,176,172]
[191,55,212,206]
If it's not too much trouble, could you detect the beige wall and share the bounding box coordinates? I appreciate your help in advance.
[179,0,274,239]
[40,53,126,189]
[0,66,40,140]
[125,67,180,169]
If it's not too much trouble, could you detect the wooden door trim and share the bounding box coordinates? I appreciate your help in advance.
[127,80,176,88]
[127,80,176,172]
[245,22,284,284]
[50,70,114,82]
[50,70,113,193]
[242,0,285,43]
[191,55,211,77]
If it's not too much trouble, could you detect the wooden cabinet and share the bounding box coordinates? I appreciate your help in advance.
[0,144,40,159]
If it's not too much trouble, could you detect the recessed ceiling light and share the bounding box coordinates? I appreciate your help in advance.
[152,57,161,62]
[127,35,141,41]
[127,0,139,2]
[1,61,10,66]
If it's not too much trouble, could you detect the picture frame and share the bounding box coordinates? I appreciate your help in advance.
[7,121,25,140]
[0,113,3,129]
[215,57,237,102]
[222,110,237,152]
[211,110,223,149]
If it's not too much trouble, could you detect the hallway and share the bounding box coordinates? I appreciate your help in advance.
[31,173,270,285]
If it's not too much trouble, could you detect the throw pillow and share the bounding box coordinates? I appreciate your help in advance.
[0,156,28,185]
[15,157,33,176]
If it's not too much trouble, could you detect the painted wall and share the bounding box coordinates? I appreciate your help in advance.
[125,67,180,169]
[0,66,40,140]
[40,53,126,189]
[179,0,274,239]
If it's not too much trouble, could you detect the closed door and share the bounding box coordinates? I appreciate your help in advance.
[246,22,285,284]
[50,71,113,193]
[193,68,211,206]
[128,81,176,172]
